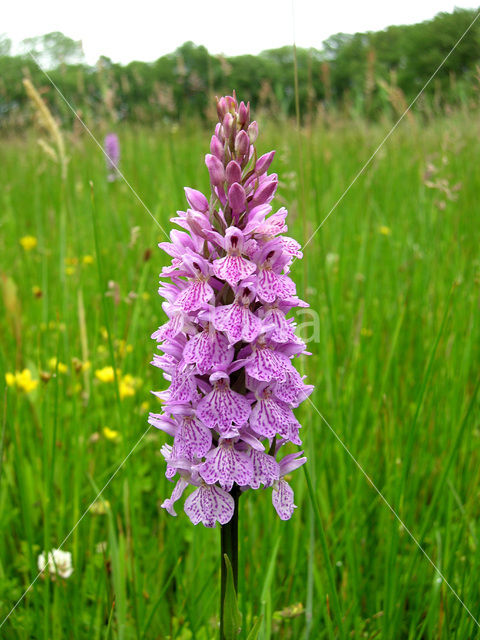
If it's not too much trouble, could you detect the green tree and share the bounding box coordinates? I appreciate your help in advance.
[21,31,84,68]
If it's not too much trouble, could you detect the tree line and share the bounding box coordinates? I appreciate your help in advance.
[1,7,480,130]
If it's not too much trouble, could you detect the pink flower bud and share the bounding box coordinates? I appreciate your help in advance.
[216,97,228,120]
[226,161,242,185]
[250,175,278,207]
[186,210,209,237]
[210,135,224,161]
[217,95,236,120]
[223,113,234,138]
[255,151,275,176]
[248,121,258,144]
[215,123,225,143]
[205,154,225,186]
[228,182,247,217]
[184,187,209,213]
[238,101,250,127]
[235,130,250,157]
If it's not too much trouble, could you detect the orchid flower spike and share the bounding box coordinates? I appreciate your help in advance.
[150,94,312,528]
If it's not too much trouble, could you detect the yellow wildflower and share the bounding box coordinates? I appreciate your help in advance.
[103,427,120,441]
[140,400,150,413]
[65,266,75,276]
[20,236,37,251]
[118,374,136,399]
[8,369,40,392]
[82,255,94,265]
[119,381,135,399]
[122,373,134,385]
[379,225,391,236]
[47,357,68,374]
[95,366,115,383]
[361,328,373,337]
[5,372,16,387]
[17,369,40,392]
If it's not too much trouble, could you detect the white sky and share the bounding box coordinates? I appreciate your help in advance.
[4,1,478,65]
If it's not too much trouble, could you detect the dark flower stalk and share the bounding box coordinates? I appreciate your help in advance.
[149,93,313,634]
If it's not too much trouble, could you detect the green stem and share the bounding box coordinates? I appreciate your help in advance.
[220,486,240,640]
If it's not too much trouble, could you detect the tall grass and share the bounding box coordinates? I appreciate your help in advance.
[0,105,479,638]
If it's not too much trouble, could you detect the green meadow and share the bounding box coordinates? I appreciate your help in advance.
[1,103,479,639]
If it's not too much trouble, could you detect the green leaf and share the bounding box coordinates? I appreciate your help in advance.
[246,615,263,640]
[223,553,242,640]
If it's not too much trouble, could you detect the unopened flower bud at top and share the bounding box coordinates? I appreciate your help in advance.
[235,130,250,158]
[248,121,258,144]
[217,97,228,120]
[255,150,275,176]
[228,182,247,218]
[226,161,242,185]
[210,134,224,161]
[250,174,278,207]
[215,122,225,144]
[186,210,209,238]
[205,154,225,186]
[184,187,209,213]
[223,113,234,139]
[238,101,250,127]
[217,95,236,120]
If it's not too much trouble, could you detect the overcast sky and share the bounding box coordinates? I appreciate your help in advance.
[4,0,478,65]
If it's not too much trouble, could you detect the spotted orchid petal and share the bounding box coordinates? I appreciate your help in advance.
[177,279,214,312]
[257,269,296,303]
[198,441,253,491]
[272,479,296,520]
[247,449,280,489]
[249,394,292,438]
[213,254,257,286]
[197,373,251,435]
[183,327,233,374]
[244,343,289,383]
[161,478,189,516]
[174,415,212,458]
[184,484,235,528]
[214,302,263,344]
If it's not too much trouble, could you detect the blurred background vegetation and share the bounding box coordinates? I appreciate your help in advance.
[2,8,480,131]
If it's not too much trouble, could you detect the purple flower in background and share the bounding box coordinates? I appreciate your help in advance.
[150,93,313,528]
[104,133,120,181]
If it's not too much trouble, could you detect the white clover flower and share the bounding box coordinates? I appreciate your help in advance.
[38,549,73,579]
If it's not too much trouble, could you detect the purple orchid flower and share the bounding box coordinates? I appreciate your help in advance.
[104,133,120,181]
[150,94,312,528]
